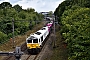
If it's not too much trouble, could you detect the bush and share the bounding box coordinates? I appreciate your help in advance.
[0,31,7,44]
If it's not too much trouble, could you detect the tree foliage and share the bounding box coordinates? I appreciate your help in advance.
[13,4,22,12]
[54,0,90,23]
[54,0,90,60]
[0,2,12,9]
[0,31,7,44]
[0,2,43,44]
[61,7,90,60]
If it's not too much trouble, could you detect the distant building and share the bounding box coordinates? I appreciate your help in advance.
[40,12,54,21]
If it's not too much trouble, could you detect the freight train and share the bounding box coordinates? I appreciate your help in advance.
[26,20,54,53]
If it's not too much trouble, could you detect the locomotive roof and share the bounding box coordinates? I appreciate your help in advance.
[26,35,38,40]
[26,26,48,40]
[35,32,41,35]
[33,26,48,39]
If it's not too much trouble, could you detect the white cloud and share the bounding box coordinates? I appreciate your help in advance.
[0,0,65,12]
[9,0,22,4]
[0,0,9,3]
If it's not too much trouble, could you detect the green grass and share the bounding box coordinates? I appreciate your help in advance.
[46,25,67,60]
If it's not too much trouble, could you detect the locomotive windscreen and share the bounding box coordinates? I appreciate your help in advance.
[33,39,38,43]
[27,39,32,43]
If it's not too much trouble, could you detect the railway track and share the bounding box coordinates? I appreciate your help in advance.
[3,56,15,60]
[4,54,38,60]
[25,55,37,60]
[21,31,52,60]
[3,43,39,60]
[3,34,52,60]
[21,53,39,60]
[4,56,12,60]
[3,32,53,60]
[2,43,26,60]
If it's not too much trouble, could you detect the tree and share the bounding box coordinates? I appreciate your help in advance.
[0,31,7,44]
[54,0,90,59]
[13,4,22,12]
[48,11,53,17]
[0,2,12,9]
[25,8,35,13]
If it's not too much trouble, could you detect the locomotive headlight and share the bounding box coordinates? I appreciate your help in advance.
[36,44,39,48]
[36,44,39,47]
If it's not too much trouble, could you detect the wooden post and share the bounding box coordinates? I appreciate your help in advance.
[12,19,15,48]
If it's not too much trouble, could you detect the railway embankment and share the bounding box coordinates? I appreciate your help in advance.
[0,21,46,60]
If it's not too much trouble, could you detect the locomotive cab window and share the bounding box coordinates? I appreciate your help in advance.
[41,36,43,42]
[27,39,32,43]
[33,39,38,43]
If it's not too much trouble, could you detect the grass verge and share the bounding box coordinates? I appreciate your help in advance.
[46,25,68,60]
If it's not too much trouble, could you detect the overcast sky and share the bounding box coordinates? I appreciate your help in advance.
[0,0,65,12]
